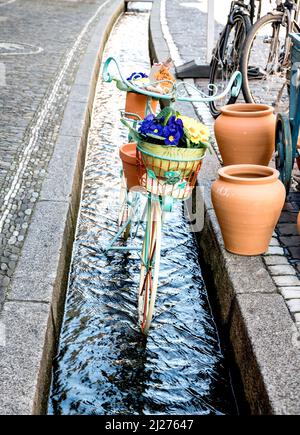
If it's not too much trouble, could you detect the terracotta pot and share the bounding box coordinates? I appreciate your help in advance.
[125,92,158,120]
[214,103,276,166]
[119,143,140,190]
[211,165,285,256]
[297,212,300,235]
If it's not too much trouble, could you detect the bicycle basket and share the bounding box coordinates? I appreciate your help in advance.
[137,141,205,200]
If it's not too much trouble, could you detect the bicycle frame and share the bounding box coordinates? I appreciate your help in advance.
[289,33,300,158]
[227,0,260,24]
[268,0,300,69]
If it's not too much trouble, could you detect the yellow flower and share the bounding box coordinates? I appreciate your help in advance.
[179,116,210,144]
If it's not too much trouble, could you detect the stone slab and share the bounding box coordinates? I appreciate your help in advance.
[0,301,54,415]
[231,293,300,415]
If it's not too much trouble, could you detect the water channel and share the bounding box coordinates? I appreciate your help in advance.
[48,6,238,416]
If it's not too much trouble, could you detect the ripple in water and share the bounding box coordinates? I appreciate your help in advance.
[49,12,237,415]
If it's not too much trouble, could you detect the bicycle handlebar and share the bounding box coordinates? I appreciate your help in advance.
[102,56,242,104]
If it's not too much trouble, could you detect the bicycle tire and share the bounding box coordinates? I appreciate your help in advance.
[209,13,251,118]
[138,199,162,334]
[241,13,300,106]
[275,112,293,195]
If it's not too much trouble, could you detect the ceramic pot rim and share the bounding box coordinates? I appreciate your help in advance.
[220,103,274,118]
[218,164,280,185]
[119,142,137,165]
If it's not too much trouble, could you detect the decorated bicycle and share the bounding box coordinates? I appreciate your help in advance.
[275,32,300,194]
[102,56,242,334]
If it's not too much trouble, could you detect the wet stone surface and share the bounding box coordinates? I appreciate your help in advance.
[49,11,237,416]
[0,0,110,311]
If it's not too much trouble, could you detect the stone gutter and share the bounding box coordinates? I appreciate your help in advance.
[0,0,124,415]
[150,0,300,415]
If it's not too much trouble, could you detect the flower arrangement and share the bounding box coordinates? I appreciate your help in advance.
[150,63,175,94]
[118,60,176,95]
[123,106,211,150]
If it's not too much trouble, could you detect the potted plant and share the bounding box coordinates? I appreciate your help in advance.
[120,107,210,199]
[124,71,158,119]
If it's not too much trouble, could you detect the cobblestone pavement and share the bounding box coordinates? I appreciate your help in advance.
[164,0,300,328]
[0,0,111,310]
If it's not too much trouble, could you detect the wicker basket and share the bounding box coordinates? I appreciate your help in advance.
[137,141,205,200]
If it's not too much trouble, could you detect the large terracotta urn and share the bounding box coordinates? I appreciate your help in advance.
[211,165,285,256]
[214,103,276,166]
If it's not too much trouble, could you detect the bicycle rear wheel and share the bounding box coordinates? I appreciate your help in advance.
[209,13,250,118]
[138,198,162,334]
[241,13,299,111]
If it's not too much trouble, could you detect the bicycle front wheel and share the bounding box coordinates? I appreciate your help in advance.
[138,198,162,334]
[209,13,251,118]
[241,13,298,111]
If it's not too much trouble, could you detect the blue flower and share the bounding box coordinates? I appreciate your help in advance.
[148,122,163,136]
[138,114,156,135]
[163,116,184,146]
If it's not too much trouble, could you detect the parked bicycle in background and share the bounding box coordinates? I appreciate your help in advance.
[241,0,300,111]
[209,0,262,118]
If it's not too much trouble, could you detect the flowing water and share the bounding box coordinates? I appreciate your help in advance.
[48,9,238,416]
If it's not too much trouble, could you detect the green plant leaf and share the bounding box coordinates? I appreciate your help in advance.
[156,106,172,119]
[120,118,141,142]
[147,133,166,141]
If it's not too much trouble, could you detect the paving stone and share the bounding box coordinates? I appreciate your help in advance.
[280,288,300,300]
[269,265,297,276]
[264,256,290,266]
[286,299,300,313]
[273,275,300,287]
[288,247,300,260]
[280,236,300,247]
[278,212,298,223]
[269,238,280,247]
[265,246,285,256]
[277,224,299,236]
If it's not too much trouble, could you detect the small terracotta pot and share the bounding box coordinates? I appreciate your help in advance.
[119,143,139,190]
[211,165,285,256]
[297,212,300,235]
[214,103,276,166]
[125,92,158,119]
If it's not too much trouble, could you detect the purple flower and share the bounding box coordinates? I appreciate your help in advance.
[139,114,156,135]
[127,72,148,81]
[163,116,184,146]
[148,122,163,136]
